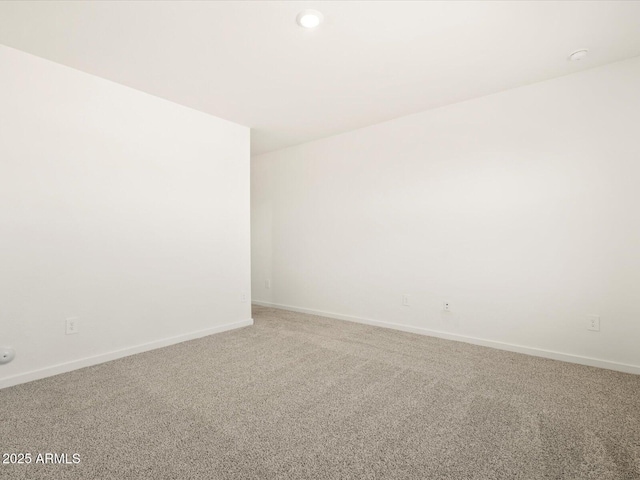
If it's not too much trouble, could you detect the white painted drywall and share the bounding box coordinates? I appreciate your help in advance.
[0,45,251,388]
[252,56,640,372]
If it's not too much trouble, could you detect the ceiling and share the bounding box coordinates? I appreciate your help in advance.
[1,1,640,156]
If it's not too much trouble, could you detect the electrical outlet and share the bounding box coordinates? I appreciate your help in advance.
[402,294,410,306]
[587,315,600,331]
[240,292,248,303]
[265,279,271,289]
[443,301,450,312]
[66,317,79,335]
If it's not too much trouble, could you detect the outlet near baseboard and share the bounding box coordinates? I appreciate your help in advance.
[66,317,79,335]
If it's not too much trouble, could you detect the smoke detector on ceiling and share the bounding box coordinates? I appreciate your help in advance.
[568,49,589,61]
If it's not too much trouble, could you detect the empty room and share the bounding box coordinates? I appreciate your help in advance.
[1,1,639,478]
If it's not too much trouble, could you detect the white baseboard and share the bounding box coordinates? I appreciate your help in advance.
[252,300,640,376]
[0,319,253,390]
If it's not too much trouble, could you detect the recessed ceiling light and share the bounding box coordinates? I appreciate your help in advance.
[568,49,589,62]
[296,9,323,29]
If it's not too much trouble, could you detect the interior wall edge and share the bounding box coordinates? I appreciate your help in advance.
[0,319,254,390]
[251,302,640,376]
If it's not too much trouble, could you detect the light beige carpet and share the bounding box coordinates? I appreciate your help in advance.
[1,305,639,479]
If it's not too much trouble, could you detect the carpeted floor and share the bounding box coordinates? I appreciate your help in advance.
[1,305,639,479]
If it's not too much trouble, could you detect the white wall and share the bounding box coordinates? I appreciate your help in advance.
[0,45,251,388]
[252,56,640,373]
